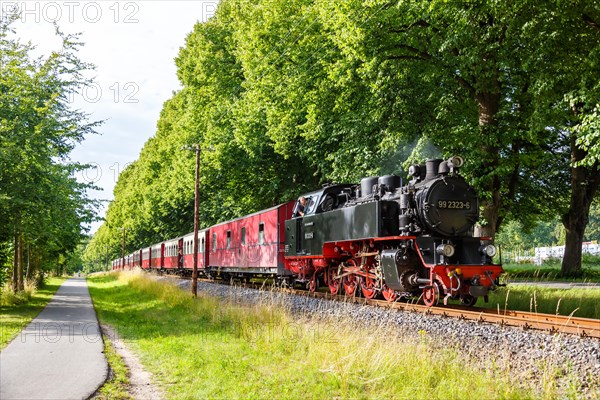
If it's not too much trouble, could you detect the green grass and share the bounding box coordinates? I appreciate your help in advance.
[502,260,600,282]
[87,272,583,399]
[0,277,67,349]
[94,334,132,400]
[487,286,600,319]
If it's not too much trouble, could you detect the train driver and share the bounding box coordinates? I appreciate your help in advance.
[293,196,307,218]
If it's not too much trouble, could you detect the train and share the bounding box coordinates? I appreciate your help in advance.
[113,156,504,306]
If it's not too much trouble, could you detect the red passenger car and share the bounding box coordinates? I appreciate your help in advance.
[141,247,151,270]
[182,229,209,274]
[163,237,183,271]
[150,242,164,270]
[208,202,295,279]
[133,250,141,268]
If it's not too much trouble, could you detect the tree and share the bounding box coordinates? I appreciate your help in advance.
[324,0,598,275]
[0,16,100,288]
[529,1,600,276]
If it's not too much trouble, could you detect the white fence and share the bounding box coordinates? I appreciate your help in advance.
[534,242,600,265]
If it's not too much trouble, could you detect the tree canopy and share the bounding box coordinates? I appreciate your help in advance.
[85,0,599,276]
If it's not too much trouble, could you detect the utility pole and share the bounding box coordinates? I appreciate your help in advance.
[121,227,126,270]
[192,144,200,297]
[183,143,204,297]
[105,244,109,272]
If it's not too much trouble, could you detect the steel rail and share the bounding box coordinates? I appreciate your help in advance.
[283,288,600,339]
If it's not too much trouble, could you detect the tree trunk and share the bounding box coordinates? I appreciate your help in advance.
[11,234,18,292]
[25,242,31,281]
[17,233,24,291]
[473,91,502,238]
[560,133,600,277]
[477,178,501,237]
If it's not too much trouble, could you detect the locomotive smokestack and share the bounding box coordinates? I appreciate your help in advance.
[425,159,442,181]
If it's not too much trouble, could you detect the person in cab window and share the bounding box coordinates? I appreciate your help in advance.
[293,196,307,218]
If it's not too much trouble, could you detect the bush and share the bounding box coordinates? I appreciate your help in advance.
[0,272,46,306]
[581,253,600,265]
[0,284,33,306]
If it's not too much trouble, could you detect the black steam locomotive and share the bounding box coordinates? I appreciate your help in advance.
[284,156,503,306]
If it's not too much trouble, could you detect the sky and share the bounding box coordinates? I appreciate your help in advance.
[2,0,220,233]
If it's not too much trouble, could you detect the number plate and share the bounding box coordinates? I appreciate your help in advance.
[437,200,471,209]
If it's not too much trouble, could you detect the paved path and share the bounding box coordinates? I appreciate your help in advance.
[0,278,108,400]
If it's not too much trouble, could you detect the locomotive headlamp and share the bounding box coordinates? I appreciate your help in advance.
[480,244,497,257]
[447,156,464,168]
[436,243,455,257]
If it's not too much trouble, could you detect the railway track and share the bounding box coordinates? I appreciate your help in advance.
[286,289,600,338]
[177,275,600,339]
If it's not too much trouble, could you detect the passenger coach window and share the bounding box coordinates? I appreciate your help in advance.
[226,231,231,249]
[241,227,246,245]
[212,233,217,251]
[258,223,265,245]
[201,238,204,253]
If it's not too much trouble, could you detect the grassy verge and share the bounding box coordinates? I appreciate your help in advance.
[0,277,67,349]
[487,286,600,319]
[87,272,579,399]
[93,334,132,400]
[502,262,600,282]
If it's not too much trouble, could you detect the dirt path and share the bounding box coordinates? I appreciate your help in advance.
[101,324,164,400]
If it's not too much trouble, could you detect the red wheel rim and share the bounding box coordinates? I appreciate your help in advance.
[327,267,340,295]
[360,276,377,299]
[423,283,439,307]
[381,284,397,302]
[308,275,317,292]
[343,274,358,297]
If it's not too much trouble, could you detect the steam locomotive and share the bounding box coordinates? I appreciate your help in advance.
[114,156,503,306]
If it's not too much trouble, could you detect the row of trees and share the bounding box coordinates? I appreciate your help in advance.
[0,16,99,289]
[84,0,599,276]
[496,202,600,255]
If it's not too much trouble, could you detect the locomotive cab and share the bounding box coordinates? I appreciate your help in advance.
[291,185,354,219]
[286,184,356,255]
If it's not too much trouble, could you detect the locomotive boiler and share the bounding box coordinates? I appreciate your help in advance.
[284,156,504,306]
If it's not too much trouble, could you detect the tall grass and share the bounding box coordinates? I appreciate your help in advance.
[87,272,586,399]
[487,286,600,319]
[0,277,67,349]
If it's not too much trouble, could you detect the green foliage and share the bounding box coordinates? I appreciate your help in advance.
[0,16,100,284]
[497,201,600,253]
